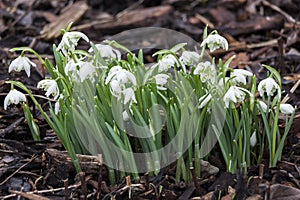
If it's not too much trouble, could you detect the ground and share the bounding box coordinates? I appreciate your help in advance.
[0,0,300,199]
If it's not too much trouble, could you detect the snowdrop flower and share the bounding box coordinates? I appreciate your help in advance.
[199,93,212,109]
[106,66,137,104]
[37,79,59,99]
[8,55,36,77]
[78,61,97,82]
[223,86,252,108]
[257,100,268,112]
[250,131,257,147]
[179,51,200,66]
[193,61,216,83]
[201,34,228,52]
[230,69,253,85]
[89,44,121,60]
[153,74,169,90]
[4,89,26,110]
[54,95,64,115]
[279,104,295,115]
[258,77,280,97]
[157,54,180,72]
[65,59,79,75]
[57,31,89,56]
[105,66,136,86]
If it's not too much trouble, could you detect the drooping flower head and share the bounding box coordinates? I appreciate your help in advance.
[279,104,295,115]
[193,61,216,83]
[201,34,228,52]
[257,77,280,97]
[223,86,252,108]
[57,31,89,56]
[105,66,137,105]
[89,44,121,60]
[37,79,59,99]
[4,89,26,110]
[157,54,180,72]
[8,55,36,77]
[230,69,253,85]
[179,51,200,66]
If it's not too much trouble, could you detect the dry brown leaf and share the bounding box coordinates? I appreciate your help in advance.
[40,1,89,40]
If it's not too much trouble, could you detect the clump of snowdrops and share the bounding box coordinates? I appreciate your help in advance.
[4,24,296,183]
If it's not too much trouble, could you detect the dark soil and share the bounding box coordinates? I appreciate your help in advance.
[0,0,300,199]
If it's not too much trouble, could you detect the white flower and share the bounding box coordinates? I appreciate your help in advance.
[257,100,268,112]
[37,79,59,99]
[78,61,97,82]
[89,44,121,60]
[153,74,169,90]
[199,93,212,108]
[8,55,36,77]
[230,69,253,85]
[179,51,200,66]
[279,104,295,115]
[250,131,257,147]
[223,86,252,108]
[123,88,137,104]
[4,89,26,110]
[53,94,64,115]
[65,59,79,75]
[55,101,60,115]
[193,61,216,83]
[105,66,136,86]
[157,54,179,72]
[57,31,89,56]
[106,66,137,104]
[201,34,229,52]
[258,77,280,97]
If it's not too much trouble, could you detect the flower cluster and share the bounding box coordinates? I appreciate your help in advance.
[3,25,296,181]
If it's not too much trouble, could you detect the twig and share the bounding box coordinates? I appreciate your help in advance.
[0,117,24,137]
[281,79,300,104]
[79,172,87,200]
[96,154,103,200]
[262,0,299,24]
[64,179,69,200]
[195,14,215,29]
[0,154,38,185]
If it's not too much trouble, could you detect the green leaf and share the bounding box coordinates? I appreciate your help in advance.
[263,64,282,87]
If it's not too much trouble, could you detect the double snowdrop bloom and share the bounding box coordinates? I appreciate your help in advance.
[105,66,137,104]
[179,51,200,66]
[193,61,216,83]
[279,103,295,115]
[230,69,253,85]
[8,55,36,77]
[89,44,121,60]
[223,86,252,108]
[78,61,97,82]
[201,34,229,52]
[157,54,180,72]
[258,77,280,97]
[4,89,26,110]
[153,74,169,90]
[57,31,89,56]
[37,79,59,99]
[64,59,79,75]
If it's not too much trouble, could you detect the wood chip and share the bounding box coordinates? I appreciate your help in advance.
[40,1,89,40]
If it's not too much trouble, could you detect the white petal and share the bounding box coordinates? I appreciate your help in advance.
[257,100,268,112]
[279,104,295,115]
[250,131,257,147]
